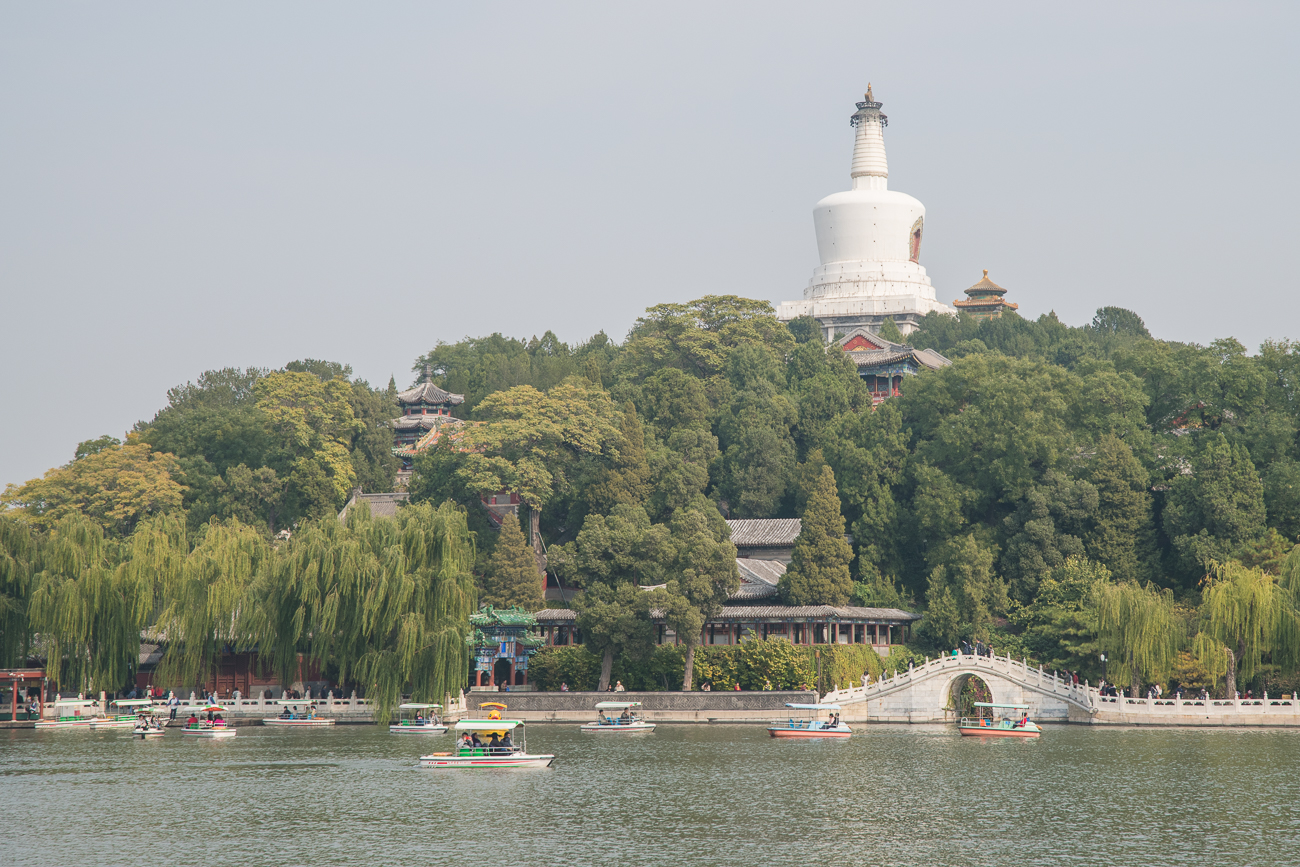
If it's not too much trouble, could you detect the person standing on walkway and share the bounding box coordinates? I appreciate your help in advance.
[168,692,179,722]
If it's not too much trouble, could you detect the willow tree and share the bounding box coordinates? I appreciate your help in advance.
[1095,580,1179,697]
[261,502,476,722]
[156,517,267,690]
[0,516,36,667]
[28,514,159,692]
[1195,560,1300,698]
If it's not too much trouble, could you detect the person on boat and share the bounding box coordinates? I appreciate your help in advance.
[619,708,631,723]
[488,733,502,754]
[206,708,215,722]
[500,732,513,751]
[187,713,198,729]
[460,733,473,751]
[280,706,292,719]
[471,733,483,748]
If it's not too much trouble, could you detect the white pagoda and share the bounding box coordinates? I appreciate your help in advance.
[776,86,955,338]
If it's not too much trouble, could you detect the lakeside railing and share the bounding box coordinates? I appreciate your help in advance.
[42,689,469,721]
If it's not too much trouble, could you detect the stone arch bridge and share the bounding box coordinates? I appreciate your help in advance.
[822,653,1098,723]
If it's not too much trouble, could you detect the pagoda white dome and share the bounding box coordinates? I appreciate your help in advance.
[777,86,955,336]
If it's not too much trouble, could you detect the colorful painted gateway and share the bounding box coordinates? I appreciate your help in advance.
[958,702,1041,738]
[767,703,852,738]
[419,719,554,769]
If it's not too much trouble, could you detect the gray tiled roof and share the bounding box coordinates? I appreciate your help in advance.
[727,519,802,547]
[397,381,465,407]
[339,491,410,521]
[534,603,918,624]
[391,414,450,431]
[846,348,950,371]
[715,604,920,622]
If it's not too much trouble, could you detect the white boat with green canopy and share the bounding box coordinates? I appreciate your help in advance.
[419,719,554,769]
[580,701,655,733]
[390,703,447,735]
[181,704,236,738]
[34,699,100,730]
[263,698,336,727]
[91,698,154,729]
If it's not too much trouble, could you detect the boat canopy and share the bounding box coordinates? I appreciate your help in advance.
[454,719,521,732]
[197,704,225,713]
[594,701,641,709]
[478,702,508,710]
[275,699,319,704]
[785,703,841,711]
[111,699,154,707]
[972,702,1030,710]
[52,700,97,707]
[399,703,441,710]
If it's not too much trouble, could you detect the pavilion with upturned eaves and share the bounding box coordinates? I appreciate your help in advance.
[833,327,951,405]
[953,270,1018,321]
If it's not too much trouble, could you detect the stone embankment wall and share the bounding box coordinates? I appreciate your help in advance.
[474,691,817,723]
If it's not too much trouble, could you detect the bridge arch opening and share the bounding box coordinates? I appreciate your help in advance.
[949,674,992,717]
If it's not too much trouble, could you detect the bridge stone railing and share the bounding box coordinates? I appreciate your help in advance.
[822,651,1096,713]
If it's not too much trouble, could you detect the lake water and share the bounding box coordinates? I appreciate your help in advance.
[3,723,1298,866]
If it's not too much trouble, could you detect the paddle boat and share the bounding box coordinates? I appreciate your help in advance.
[419,719,554,769]
[958,702,1042,738]
[90,698,155,730]
[34,699,100,730]
[767,703,852,738]
[180,704,237,739]
[390,703,447,735]
[263,698,336,728]
[130,709,167,739]
[580,701,655,733]
[479,701,508,719]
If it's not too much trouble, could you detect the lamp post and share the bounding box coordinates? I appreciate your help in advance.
[1100,653,1107,687]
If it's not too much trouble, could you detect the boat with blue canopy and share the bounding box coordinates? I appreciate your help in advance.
[390,703,447,735]
[580,701,655,733]
[767,703,852,738]
[958,702,1041,738]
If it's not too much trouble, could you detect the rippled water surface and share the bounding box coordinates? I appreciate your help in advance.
[3,723,1299,866]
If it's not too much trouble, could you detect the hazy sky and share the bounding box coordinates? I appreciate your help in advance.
[3,2,1298,489]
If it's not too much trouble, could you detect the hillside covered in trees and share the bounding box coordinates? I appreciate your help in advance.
[5,296,1300,700]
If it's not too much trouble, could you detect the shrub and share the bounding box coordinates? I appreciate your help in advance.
[528,646,601,691]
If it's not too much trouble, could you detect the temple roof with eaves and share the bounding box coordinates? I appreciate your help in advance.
[397,380,464,407]
[962,270,1008,297]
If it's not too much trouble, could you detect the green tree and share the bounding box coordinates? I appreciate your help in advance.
[28,514,168,691]
[1164,433,1267,575]
[1195,560,1299,698]
[455,379,624,574]
[661,502,739,690]
[0,517,36,667]
[1000,472,1096,601]
[254,370,362,518]
[1,436,185,537]
[1084,434,1154,582]
[876,318,905,344]
[479,512,544,610]
[1095,579,1179,697]
[583,402,652,513]
[1010,557,1109,676]
[553,504,672,690]
[923,535,1006,647]
[253,502,477,721]
[780,466,853,606]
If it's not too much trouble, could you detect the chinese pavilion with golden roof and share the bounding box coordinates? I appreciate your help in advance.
[953,270,1018,321]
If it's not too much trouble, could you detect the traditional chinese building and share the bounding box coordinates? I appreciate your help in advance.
[533,556,919,659]
[392,377,464,451]
[833,326,950,404]
[468,606,545,689]
[953,270,1017,321]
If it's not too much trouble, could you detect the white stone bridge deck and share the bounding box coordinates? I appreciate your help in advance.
[822,652,1300,726]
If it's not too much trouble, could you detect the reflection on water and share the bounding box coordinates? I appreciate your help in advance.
[3,723,1299,866]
